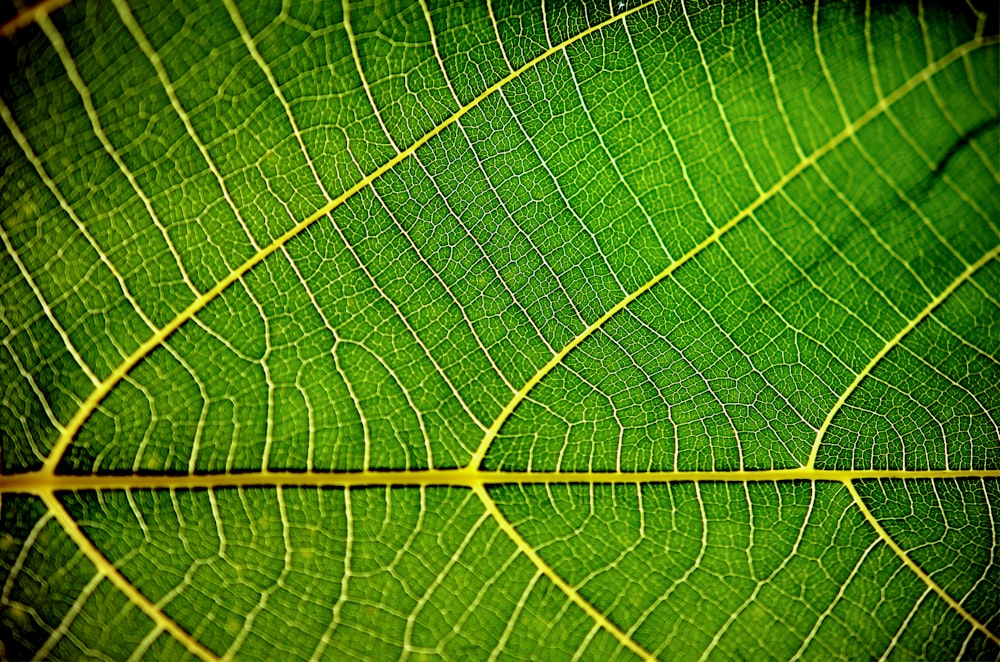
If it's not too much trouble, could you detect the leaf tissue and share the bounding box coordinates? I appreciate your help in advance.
[0,0,998,659]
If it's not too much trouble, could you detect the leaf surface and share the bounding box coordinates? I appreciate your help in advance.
[1,0,998,659]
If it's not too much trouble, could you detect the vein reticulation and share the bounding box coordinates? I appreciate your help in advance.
[0,0,997,660]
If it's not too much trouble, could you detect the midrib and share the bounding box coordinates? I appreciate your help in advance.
[3,467,998,494]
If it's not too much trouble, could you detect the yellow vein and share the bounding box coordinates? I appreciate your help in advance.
[0,0,71,37]
[40,0,664,476]
[466,34,995,471]
[471,483,656,661]
[807,244,1000,469]
[844,480,1000,646]
[39,491,220,661]
[4,468,999,494]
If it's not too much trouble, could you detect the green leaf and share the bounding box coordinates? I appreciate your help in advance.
[1,0,998,659]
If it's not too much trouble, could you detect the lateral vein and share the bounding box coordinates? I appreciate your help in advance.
[844,480,999,646]
[467,34,997,470]
[39,491,220,661]
[807,245,999,469]
[472,483,657,661]
[39,0,664,474]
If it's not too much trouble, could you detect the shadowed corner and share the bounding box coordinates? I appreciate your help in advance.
[865,0,998,33]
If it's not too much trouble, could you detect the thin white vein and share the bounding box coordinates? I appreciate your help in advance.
[113,0,317,474]
[590,321,680,473]
[307,488,353,661]
[775,189,915,329]
[0,96,160,357]
[1,510,53,603]
[287,4,494,435]
[752,202,999,451]
[570,622,604,662]
[681,0,765,196]
[383,486,427,602]
[34,0,675,476]
[881,586,934,661]
[561,47,671,260]
[754,0,963,390]
[671,270,817,466]
[417,0,586,346]
[891,350,1000,461]
[223,0,328,199]
[921,478,997,624]
[126,625,165,662]
[699,483,816,660]
[1,91,217,475]
[351,137,527,399]
[924,3,998,183]
[53,0,269,476]
[620,309,733,472]
[496,83,628,301]
[488,569,542,662]
[963,478,997,623]
[471,15,998,472]
[237,1,488,469]
[753,0,808,162]
[0,218,98,398]
[960,34,998,123]
[342,0,401,154]
[235,79,401,471]
[808,245,999,468]
[36,14,200,299]
[847,479,999,645]
[624,14,721,232]
[789,535,881,661]
[813,1,971,271]
[335,184,492,433]
[220,487,293,661]
[328,338,373,471]
[541,0,553,49]
[111,1,274,247]
[474,483,655,660]
[413,147,559,366]
[31,570,104,661]
[486,0,515,73]
[434,546,523,655]
[111,0,267,258]
[627,11,821,466]
[399,495,488,662]
[547,487,645,600]
[645,483,710,658]
[257,178,377,472]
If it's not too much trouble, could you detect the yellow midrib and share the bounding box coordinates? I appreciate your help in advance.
[10,467,1000,659]
[3,467,1000,493]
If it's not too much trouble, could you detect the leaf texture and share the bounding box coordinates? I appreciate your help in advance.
[0,0,998,659]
